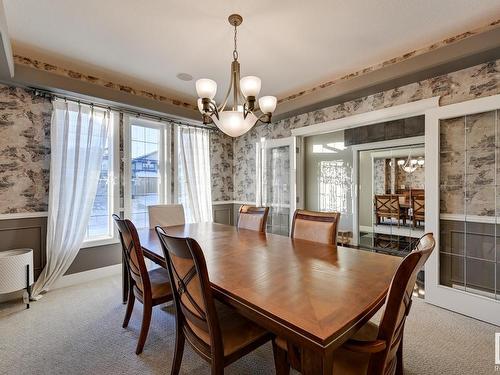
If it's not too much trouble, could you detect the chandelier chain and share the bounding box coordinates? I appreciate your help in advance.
[233,24,238,60]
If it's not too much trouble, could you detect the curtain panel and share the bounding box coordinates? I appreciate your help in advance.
[176,125,213,223]
[32,100,110,296]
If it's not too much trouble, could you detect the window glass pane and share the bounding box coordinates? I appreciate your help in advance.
[86,117,112,241]
[130,123,160,228]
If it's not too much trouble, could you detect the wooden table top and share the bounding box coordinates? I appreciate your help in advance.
[138,223,401,351]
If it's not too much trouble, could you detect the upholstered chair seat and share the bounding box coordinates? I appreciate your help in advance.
[132,267,172,303]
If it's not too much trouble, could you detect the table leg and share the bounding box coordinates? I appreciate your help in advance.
[122,254,129,305]
[301,347,333,375]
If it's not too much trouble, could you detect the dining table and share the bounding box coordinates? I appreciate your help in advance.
[131,222,401,374]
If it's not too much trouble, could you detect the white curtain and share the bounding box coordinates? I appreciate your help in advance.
[177,126,213,223]
[32,101,109,296]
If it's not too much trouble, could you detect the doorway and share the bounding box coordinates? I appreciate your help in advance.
[357,144,425,254]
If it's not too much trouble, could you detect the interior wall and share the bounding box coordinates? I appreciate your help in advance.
[231,59,500,203]
[0,83,231,279]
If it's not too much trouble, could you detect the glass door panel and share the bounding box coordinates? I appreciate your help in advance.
[439,109,498,300]
[257,137,296,236]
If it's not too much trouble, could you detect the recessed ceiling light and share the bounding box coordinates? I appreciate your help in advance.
[176,73,193,81]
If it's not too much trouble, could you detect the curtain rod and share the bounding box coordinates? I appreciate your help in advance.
[2,80,217,131]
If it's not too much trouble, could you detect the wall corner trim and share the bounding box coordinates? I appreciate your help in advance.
[291,96,440,137]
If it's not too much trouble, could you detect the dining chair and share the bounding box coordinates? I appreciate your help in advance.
[411,195,425,228]
[112,214,173,355]
[155,226,273,375]
[374,195,406,226]
[148,204,185,229]
[237,205,269,232]
[273,233,436,375]
[290,209,340,245]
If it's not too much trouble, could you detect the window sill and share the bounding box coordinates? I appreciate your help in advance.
[81,237,119,249]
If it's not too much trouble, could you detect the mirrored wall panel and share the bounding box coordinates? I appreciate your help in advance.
[358,144,425,254]
[439,109,499,300]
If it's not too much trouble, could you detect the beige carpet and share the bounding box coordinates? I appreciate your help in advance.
[0,275,498,375]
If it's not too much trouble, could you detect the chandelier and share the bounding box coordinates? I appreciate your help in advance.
[195,14,277,137]
[397,155,424,173]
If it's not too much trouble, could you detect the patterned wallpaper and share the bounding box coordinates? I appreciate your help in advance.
[232,59,500,202]
[0,84,228,214]
[210,130,233,202]
[0,85,51,214]
[373,159,386,195]
[1,59,499,213]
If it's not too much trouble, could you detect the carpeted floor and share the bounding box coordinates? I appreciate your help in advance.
[0,275,498,375]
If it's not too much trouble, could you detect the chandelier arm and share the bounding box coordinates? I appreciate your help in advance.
[218,66,234,112]
[232,60,241,111]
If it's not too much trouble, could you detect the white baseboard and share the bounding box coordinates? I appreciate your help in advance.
[52,263,122,291]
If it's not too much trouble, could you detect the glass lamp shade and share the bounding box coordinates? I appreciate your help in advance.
[258,96,277,114]
[212,110,258,137]
[240,76,261,98]
[195,79,217,99]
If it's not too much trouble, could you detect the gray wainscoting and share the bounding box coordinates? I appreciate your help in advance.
[0,216,47,279]
[0,216,122,279]
[212,203,236,226]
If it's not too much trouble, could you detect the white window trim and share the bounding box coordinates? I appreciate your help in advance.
[123,116,170,227]
[82,111,120,249]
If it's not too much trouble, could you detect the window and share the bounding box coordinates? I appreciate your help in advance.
[125,117,168,229]
[84,112,118,245]
[318,160,351,212]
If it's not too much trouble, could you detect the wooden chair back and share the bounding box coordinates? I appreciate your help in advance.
[237,205,269,232]
[368,233,435,374]
[412,196,425,220]
[375,195,400,214]
[155,226,223,357]
[112,214,151,297]
[291,209,340,245]
[148,204,185,229]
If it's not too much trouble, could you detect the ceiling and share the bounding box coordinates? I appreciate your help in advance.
[3,0,500,110]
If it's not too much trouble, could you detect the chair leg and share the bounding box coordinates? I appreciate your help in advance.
[122,289,135,328]
[136,300,152,355]
[396,340,403,375]
[210,362,224,375]
[171,331,185,375]
[272,340,290,375]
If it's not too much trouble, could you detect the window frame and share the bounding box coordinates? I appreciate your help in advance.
[124,116,170,229]
[81,111,120,249]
